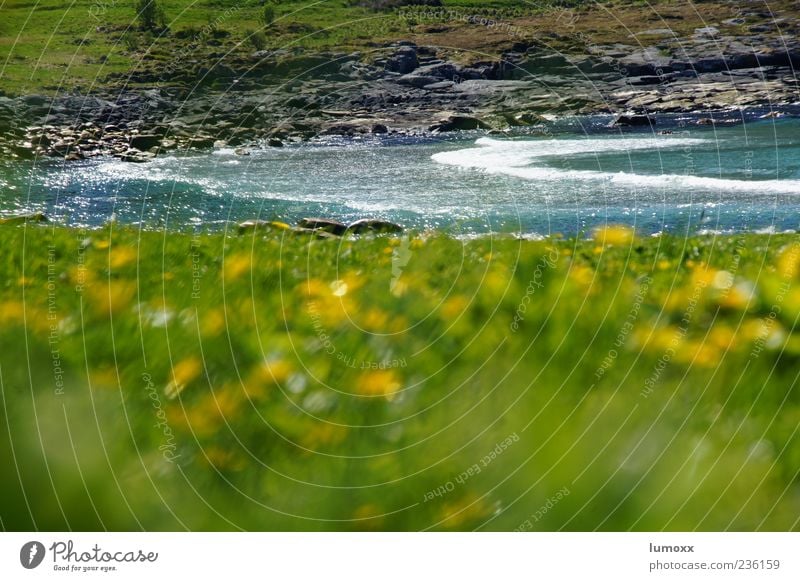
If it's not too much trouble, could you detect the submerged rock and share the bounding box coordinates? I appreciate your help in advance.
[610,113,656,127]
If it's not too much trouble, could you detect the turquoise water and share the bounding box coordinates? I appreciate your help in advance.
[3,114,800,236]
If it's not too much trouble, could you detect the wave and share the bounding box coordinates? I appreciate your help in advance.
[431,136,800,195]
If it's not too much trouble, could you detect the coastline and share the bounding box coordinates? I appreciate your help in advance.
[2,0,799,162]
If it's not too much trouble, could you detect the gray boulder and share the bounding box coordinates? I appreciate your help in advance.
[385,46,418,75]
[346,219,403,234]
[298,217,348,235]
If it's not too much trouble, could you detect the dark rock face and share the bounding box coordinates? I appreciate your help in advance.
[129,134,162,150]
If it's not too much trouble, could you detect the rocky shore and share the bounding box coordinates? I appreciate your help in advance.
[1,21,798,161]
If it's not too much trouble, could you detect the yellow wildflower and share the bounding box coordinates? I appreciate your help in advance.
[569,264,594,287]
[777,243,800,279]
[200,308,226,337]
[440,295,470,320]
[352,504,384,530]
[440,494,490,529]
[109,245,137,269]
[356,370,402,400]
[594,225,634,246]
[88,280,136,315]
[165,356,203,400]
[330,279,348,296]
[0,301,25,325]
[223,253,251,281]
[203,446,246,471]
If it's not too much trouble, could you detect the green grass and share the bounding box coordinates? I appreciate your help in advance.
[1,223,799,530]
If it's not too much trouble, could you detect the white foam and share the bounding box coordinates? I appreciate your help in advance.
[432,136,800,195]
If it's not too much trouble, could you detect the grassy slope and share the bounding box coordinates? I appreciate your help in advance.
[1,0,796,95]
[1,223,799,530]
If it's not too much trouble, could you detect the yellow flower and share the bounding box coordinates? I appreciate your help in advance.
[777,243,800,279]
[356,370,402,400]
[352,504,384,530]
[168,388,242,437]
[569,264,594,287]
[360,308,389,331]
[483,267,513,296]
[200,308,226,337]
[203,446,246,471]
[299,422,348,448]
[717,281,755,311]
[594,225,634,246]
[88,280,136,315]
[251,359,293,385]
[675,341,719,367]
[165,356,203,400]
[330,279,348,296]
[391,278,408,297]
[89,367,119,389]
[440,494,490,529]
[223,253,251,281]
[0,301,25,325]
[708,325,737,351]
[440,295,470,320]
[109,245,137,269]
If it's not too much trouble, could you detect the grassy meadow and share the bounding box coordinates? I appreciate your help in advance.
[1,222,799,530]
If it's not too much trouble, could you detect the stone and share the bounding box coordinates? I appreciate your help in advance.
[298,217,348,235]
[397,74,440,88]
[385,46,418,75]
[371,123,389,134]
[0,212,48,225]
[129,133,162,150]
[290,227,340,239]
[346,219,403,234]
[237,220,291,235]
[610,113,656,127]
[119,149,156,162]
[428,115,489,132]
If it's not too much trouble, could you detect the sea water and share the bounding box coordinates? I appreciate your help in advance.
[2,112,799,237]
